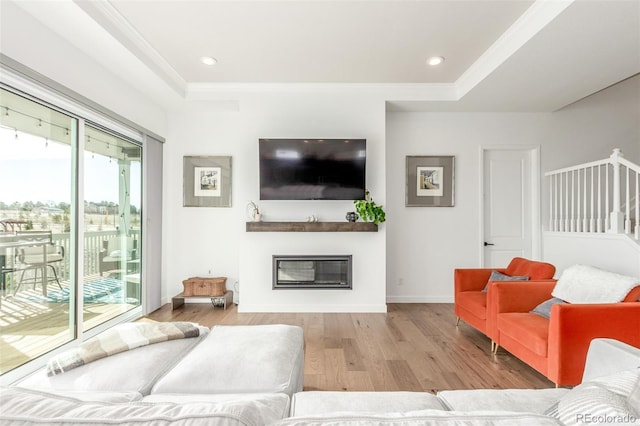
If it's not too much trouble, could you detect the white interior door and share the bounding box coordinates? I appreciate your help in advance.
[482,148,537,267]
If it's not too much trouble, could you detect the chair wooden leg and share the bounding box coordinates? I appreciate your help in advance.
[493,343,500,354]
[455,317,460,326]
[491,341,495,352]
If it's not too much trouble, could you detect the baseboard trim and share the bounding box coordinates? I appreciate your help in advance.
[386,296,453,303]
[165,297,452,307]
[237,303,388,313]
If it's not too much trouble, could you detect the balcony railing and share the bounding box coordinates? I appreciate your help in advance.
[2,229,140,280]
[545,149,639,240]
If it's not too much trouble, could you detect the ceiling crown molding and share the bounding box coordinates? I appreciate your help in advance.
[73,0,186,96]
[185,82,458,100]
[455,0,574,99]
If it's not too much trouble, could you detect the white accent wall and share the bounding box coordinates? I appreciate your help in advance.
[163,94,387,312]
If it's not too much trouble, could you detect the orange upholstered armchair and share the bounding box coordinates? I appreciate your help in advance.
[454,257,556,350]
[494,281,640,386]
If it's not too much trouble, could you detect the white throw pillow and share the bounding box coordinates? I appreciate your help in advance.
[551,265,639,303]
[545,369,640,426]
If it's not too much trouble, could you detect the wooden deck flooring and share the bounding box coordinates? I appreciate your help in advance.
[147,302,554,392]
[0,283,136,374]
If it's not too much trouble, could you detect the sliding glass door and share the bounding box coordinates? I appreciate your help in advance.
[0,87,143,376]
[0,89,76,374]
[83,126,141,329]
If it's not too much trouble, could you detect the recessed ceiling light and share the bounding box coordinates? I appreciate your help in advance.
[427,56,445,66]
[200,56,217,66]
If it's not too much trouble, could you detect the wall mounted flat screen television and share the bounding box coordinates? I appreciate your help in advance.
[259,138,366,200]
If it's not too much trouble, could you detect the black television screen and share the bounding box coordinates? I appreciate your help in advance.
[259,138,366,200]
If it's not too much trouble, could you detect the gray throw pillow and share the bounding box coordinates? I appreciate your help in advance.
[530,297,565,319]
[481,270,529,292]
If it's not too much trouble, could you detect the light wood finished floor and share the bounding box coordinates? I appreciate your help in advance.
[147,302,554,392]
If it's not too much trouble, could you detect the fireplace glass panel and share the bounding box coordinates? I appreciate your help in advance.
[273,255,352,289]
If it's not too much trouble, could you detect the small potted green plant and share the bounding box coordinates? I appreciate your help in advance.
[354,190,386,225]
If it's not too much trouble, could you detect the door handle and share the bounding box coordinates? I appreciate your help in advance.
[484,242,495,246]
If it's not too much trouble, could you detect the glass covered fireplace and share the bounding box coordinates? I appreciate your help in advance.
[272,255,352,289]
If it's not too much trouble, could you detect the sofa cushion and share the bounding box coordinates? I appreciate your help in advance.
[145,392,289,405]
[505,257,555,280]
[151,324,304,396]
[456,292,487,320]
[497,313,549,357]
[437,388,568,414]
[18,326,209,395]
[481,270,529,292]
[272,410,564,425]
[0,386,289,426]
[290,391,445,417]
[41,389,143,403]
[587,368,640,396]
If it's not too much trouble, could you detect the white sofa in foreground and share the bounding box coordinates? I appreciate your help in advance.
[278,339,639,425]
[2,326,639,425]
[8,324,304,425]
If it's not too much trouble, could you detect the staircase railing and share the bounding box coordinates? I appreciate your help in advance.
[545,148,639,240]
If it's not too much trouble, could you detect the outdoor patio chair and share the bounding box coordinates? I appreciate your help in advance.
[13,243,65,295]
[98,236,137,276]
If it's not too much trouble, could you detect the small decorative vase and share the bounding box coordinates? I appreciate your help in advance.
[345,212,358,222]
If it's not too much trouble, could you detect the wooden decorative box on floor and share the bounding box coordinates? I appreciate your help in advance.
[172,276,233,310]
[182,277,227,297]
[172,290,234,311]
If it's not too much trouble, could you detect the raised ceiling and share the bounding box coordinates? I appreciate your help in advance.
[7,0,640,111]
[105,0,533,84]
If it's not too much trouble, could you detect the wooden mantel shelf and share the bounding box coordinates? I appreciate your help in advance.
[246,221,378,232]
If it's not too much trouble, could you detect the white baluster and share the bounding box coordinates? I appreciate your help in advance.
[609,149,624,233]
[571,170,576,232]
[576,169,582,232]
[565,171,570,232]
[625,166,631,234]
[597,165,602,232]
[582,169,589,232]
[605,163,610,232]
[549,175,556,231]
[635,171,639,240]
[560,173,565,231]
[553,174,560,231]
[590,166,595,232]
